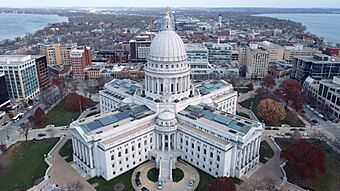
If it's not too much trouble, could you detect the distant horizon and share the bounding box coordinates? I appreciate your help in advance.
[1,6,340,9]
[1,0,340,9]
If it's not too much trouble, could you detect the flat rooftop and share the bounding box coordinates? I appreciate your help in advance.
[107,79,140,95]
[185,43,207,50]
[0,55,33,64]
[196,80,230,95]
[179,105,258,135]
[76,104,155,135]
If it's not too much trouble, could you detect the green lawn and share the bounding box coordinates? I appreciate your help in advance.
[237,112,251,119]
[240,97,305,127]
[172,168,184,182]
[276,138,340,191]
[147,167,159,182]
[0,138,58,191]
[259,140,275,163]
[34,97,80,129]
[59,139,73,162]
[195,168,215,191]
[88,168,135,191]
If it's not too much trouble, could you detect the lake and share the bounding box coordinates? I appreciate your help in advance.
[0,13,68,41]
[259,14,340,44]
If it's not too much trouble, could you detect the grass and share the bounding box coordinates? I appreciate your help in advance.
[88,168,135,191]
[172,168,184,182]
[235,87,251,94]
[275,138,340,191]
[237,112,251,119]
[195,168,215,191]
[86,111,100,117]
[34,96,81,129]
[147,167,159,182]
[0,138,59,191]
[59,139,73,162]
[259,140,275,163]
[240,97,305,127]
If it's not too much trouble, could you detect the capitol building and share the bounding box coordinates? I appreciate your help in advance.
[70,10,263,183]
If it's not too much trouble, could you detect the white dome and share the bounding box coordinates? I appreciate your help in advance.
[122,97,133,104]
[158,111,176,121]
[148,31,187,62]
[201,98,213,105]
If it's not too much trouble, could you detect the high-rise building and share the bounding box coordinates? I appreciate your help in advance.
[259,41,284,63]
[128,33,154,62]
[204,42,233,64]
[186,43,213,79]
[0,73,10,107]
[292,54,340,83]
[41,43,77,65]
[245,44,270,79]
[283,44,322,63]
[32,55,50,90]
[71,46,92,81]
[70,10,262,182]
[0,55,40,100]
[218,14,222,27]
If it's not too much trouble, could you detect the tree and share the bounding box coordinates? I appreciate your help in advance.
[64,93,95,112]
[261,76,276,92]
[66,180,84,191]
[52,77,67,98]
[275,79,304,109]
[247,82,254,91]
[207,176,236,191]
[281,139,326,180]
[257,99,286,123]
[8,112,14,119]
[33,107,47,125]
[19,121,32,141]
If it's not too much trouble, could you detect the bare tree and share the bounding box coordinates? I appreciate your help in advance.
[19,121,32,141]
[66,180,83,191]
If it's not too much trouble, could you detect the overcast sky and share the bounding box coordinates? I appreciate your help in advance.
[0,0,339,8]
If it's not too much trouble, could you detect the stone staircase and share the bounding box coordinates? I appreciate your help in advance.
[159,158,172,182]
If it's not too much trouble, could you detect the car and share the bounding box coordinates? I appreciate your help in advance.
[33,137,45,141]
[12,113,24,121]
[141,187,150,191]
[301,110,305,114]
[188,180,195,186]
[157,181,163,190]
[312,119,318,124]
[136,171,141,177]
[281,124,290,128]
[290,128,298,131]
[298,128,306,131]
[37,133,46,137]
[17,113,24,118]
[264,127,272,130]
[135,178,141,187]
[27,106,33,111]
[273,127,279,130]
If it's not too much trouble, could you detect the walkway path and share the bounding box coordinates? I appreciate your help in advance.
[132,161,199,191]
[29,136,95,191]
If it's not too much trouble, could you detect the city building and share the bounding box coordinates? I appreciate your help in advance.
[283,44,322,63]
[185,43,214,79]
[114,49,129,63]
[245,44,270,79]
[71,46,92,81]
[129,33,154,62]
[0,55,40,100]
[218,14,222,27]
[324,47,340,57]
[0,73,10,108]
[41,43,77,65]
[302,76,320,103]
[70,11,263,183]
[317,76,340,119]
[32,55,50,90]
[268,62,292,79]
[204,42,233,64]
[292,54,340,83]
[96,50,115,63]
[259,41,284,63]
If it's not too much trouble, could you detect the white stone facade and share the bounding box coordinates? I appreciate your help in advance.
[71,10,262,183]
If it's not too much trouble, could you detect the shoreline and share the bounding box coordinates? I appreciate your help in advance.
[254,13,340,44]
[0,13,68,42]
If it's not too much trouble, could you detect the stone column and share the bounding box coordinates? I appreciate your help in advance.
[242,147,246,167]
[88,145,93,168]
[162,134,165,151]
[72,138,78,157]
[168,134,171,151]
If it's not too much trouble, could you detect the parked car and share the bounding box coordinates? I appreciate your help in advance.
[136,171,141,177]
[157,181,163,190]
[188,180,195,186]
[11,113,24,121]
[141,187,150,191]
[290,128,298,131]
[298,128,306,131]
[27,106,33,111]
[312,119,318,124]
[135,177,142,187]
[37,133,46,137]
[273,127,279,130]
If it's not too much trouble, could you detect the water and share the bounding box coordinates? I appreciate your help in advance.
[259,14,340,44]
[0,13,68,41]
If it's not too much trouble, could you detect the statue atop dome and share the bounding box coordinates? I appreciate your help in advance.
[164,7,173,31]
